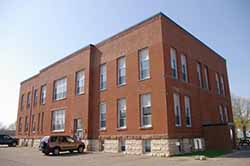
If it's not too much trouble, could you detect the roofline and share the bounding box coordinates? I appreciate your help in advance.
[21,12,226,84]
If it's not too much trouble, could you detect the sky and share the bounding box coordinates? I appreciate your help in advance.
[0,0,249,126]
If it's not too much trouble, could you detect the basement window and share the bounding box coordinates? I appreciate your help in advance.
[143,140,151,153]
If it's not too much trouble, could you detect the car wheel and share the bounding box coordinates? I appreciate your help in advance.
[12,142,17,147]
[78,146,84,153]
[69,150,74,153]
[53,147,60,156]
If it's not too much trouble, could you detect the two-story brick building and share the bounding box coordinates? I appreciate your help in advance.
[16,12,235,156]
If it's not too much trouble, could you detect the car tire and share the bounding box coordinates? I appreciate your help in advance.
[12,142,17,147]
[78,145,84,153]
[69,150,74,153]
[53,147,60,156]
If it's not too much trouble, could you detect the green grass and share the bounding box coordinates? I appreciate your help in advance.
[173,150,227,158]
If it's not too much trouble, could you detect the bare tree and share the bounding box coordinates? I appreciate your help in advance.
[232,95,250,138]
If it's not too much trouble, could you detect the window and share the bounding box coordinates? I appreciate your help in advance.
[53,78,67,100]
[99,102,106,129]
[219,105,224,123]
[100,64,107,90]
[197,63,202,88]
[215,73,221,95]
[204,66,209,89]
[119,139,126,152]
[74,119,83,139]
[76,70,85,95]
[173,93,181,127]
[118,98,126,128]
[140,94,152,128]
[18,117,22,132]
[184,96,192,127]
[25,116,28,132]
[27,92,31,109]
[33,89,38,105]
[52,109,65,131]
[41,85,46,105]
[37,113,40,132]
[194,138,203,150]
[220,75,225,95]
[224,106,229,122]
[143,140,151,153]
[41,112,44,132]
[170,48,178,79]
[139,48,150,80]
[181,54,188,82]
[20,94,24,111]
[31,114,35,132]
[117,57,126,85]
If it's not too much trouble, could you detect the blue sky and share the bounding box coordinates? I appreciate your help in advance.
[0,0,249,126]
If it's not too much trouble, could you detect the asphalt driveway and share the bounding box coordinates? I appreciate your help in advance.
[0,146,249,166]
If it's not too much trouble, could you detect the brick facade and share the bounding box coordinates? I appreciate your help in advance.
[16,12,235,156]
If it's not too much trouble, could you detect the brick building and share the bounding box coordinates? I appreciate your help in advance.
[16,12,235,156]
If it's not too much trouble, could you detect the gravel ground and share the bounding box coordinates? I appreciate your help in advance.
[0,146,249,166]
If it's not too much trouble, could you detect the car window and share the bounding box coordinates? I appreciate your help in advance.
[3,135,10,140]
[50,136,57,143]
[59,136,67,143]
[66,137,75,143]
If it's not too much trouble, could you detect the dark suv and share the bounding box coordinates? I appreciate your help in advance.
[39,136,85,155]
[0,134,18,147]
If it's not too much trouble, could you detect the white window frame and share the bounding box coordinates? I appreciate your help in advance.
[220,75,225,96]
[139,48,150,80]
[170,48,178,79]
[215,73,221,95]
[76,70,85,95]
[99,102,107,130]
[197,63,202,88]
[51,109,65,132]
[143,140,151,153]
[117,98,126,129]
[117,56,126,86]
[54,78,67,101]
[219,105,224,123]
[181,54,188,82]
[140,93,152,128]
[173,93,181,127]
[100,64,107,90]
[204,67,209,89]
[41,85,46,105]
[184,96,192,127]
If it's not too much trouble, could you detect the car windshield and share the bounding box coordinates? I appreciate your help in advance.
[40,136,50,143]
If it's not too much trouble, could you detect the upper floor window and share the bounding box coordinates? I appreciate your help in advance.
[215,73,221,95]
[54,78,67,101]
[224,105,229,122]
[219,105,224,123]
[117,98,126,128]
[117,57,126,85]
[27,92,31,109]
[33,89,38,105]
[220,75,225,96]
[76,70,85,95]
[18,117,22,132]
[173,93,181,127]
[184,96,192,127]
[51,109,65,132]
[40,85,46,105]
[24,116,28,132]
[31,114,35,132]
[181,54,188,82]
[170,48,178,79]
[204,66,209,89]
[20,94,24,111]
[139,48,150,80]
[100,64,107,90]
[197,63,203,88]
[140,93,152,128]
[99,102,107,129]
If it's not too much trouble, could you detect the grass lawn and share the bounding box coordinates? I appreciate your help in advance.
[173,150,228,158]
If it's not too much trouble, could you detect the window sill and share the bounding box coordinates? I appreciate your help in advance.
[51,130,65,133]
[54,97,67,102]
[117,83,126,88]
[117,127,127,131]
[99,128,107,132]
[139,77,151,82]
[100,88,107,92]
[140,126,153,130]
[175,125,182,128]
[186,125,192,128]
[76,92,85,96]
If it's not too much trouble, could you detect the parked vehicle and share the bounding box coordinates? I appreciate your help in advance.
[239,137,250,146]
[39,135,85,155]
[0,134,18,147]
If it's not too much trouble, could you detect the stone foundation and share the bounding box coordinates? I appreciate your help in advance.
[125,140,143,155]
[104,140,119,153]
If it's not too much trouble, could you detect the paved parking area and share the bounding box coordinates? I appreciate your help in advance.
[0,146,249,166]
